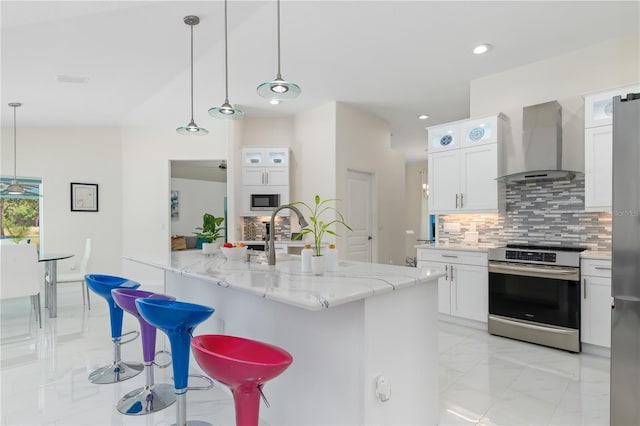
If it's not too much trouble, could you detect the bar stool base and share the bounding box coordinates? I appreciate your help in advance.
[117,383,176,415]
[88,361,144,384]
[169,421,212,426]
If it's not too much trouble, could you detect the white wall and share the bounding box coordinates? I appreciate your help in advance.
[291,103,337,228]
[335,102,406,265]
[471,33,640,175]
[241,117,294,148]
[120,122,236,286]
[405,161,427,259]
[0,127,122,275]
[170,178,227,237]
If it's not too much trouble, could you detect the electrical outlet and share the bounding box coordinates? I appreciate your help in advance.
[443,222,461,232]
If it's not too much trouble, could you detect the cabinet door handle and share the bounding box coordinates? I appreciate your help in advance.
[583,278,587,299]
[265,172,269,185]
[594,266,612,270]
[444,265,448,281]
[460,193,464,208]
[455,194,458,208]
[261,172,265,184]
[441,254,458,258]
[452,266,457,312]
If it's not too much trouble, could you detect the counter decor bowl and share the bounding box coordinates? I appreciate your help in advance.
[221,246,247,261]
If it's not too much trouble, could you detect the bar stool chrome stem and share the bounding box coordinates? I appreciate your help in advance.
[136,298,215,426]
[85,274,144,384]
[112,288,176,415]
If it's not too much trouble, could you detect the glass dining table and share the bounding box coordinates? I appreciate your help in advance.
[38,253,74,318]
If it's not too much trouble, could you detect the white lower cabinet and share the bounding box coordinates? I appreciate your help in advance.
[581,259,612,348]
[417,249,488,323]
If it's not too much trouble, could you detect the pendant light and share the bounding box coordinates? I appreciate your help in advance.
[256,0,301,101]
[2,103,38,196]
[209,0,244,119]
[177,15,208,136]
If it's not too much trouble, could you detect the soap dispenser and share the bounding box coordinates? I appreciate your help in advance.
[326,244,339,272]
[301,244,313,273]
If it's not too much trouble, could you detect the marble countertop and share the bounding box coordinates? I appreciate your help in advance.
[580,250,612,260]
[126,251,444,311]
[236,240,325,247]
[415,243,500,252]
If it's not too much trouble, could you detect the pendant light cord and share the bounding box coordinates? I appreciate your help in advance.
[224,0,229,101]
[276,0,281,78]
[13,105,17,180]
[190,22,195,122]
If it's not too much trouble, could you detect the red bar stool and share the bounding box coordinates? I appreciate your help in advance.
[111,288,176,415]
[191,335,293,426]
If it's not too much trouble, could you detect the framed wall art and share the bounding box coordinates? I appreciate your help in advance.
[70,182,99,212]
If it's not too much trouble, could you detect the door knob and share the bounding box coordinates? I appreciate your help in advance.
[368,236,372,240]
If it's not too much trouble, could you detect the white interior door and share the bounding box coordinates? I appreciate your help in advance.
[346,170,373,262]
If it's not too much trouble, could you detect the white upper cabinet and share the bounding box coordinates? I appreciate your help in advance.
[428,123,460,153]
[584,126,613,210]
[461,115,502,148]
[428,150,460,211]
[584,84,639,128]
[243,147,289,167]
[583,84,639,211]
[427,113,508,214]
[459,144,499,211]
[241,147,290,216]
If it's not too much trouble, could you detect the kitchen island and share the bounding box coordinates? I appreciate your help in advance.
[126,251,444,425]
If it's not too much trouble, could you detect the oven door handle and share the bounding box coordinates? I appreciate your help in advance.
[489,263,579,280]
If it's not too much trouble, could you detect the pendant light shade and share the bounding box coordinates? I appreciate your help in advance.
[177,15,208,136]
[1,103,40,197]
[257,0,301,101]
[209,0,244,119]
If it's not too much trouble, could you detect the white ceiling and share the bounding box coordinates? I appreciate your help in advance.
[2,1,638,162]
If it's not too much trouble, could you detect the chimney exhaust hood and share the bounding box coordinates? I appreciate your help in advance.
[498,100,581,183]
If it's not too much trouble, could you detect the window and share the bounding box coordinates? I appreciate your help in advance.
[1,177,42,245]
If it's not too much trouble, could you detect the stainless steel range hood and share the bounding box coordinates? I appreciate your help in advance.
[498,100,580,183]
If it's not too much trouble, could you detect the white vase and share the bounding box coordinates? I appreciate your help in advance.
[202,242,218,255]
[311,255,325,275]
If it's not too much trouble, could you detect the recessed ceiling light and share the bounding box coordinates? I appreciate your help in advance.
[418,114,430,120]
[473,44,491,55]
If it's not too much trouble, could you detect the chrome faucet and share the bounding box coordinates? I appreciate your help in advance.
[267,205,309,266]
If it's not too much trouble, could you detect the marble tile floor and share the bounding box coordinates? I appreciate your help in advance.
[1,284,610,425]
[438,323,610,426]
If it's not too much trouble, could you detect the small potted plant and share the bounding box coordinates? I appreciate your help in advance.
[193,213,224,255]
[290,195,352,274]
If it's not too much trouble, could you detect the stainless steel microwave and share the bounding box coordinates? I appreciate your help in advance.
[250,193,280,211]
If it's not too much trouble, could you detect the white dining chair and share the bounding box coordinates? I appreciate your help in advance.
[57,238,92,309]
[0,242,43,328]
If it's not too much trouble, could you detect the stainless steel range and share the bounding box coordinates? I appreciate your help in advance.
[488,244,587,352]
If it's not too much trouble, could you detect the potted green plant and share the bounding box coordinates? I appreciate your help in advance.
[193,213,224,255]
[290,195,352,274]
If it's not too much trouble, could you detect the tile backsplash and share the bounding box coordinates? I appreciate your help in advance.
[242,216,291,241]
[438,176,612,251]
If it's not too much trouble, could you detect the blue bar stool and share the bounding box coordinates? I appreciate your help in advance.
[85,274,144,384]
[112,288,176,415]
[136,298,214,426]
